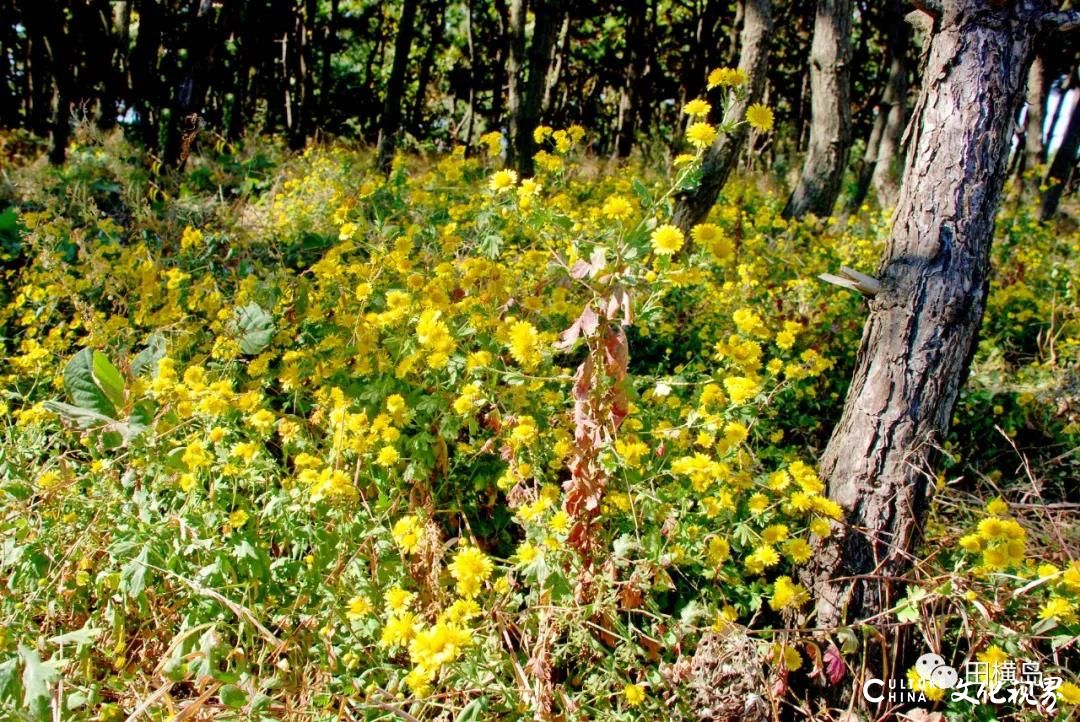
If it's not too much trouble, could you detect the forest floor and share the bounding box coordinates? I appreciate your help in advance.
[0,126,1077,721]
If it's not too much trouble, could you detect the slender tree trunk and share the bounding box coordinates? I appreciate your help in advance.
[870,0,909,207]
[1039,90,1080,220]
[849,109,886,210]
[783,0,853,219]
[808,0,1058,646]
[462,0,477,146]
[376,0,420,173]
[505,0,526,169]
[508,0,563,176]
[613,0,647,158]
[541,11,570,118]
[164,0,218,166]
[318,0,340,132]
[1018,53,1049,187]
[410,0,447,134]
[0,0,17,128]
[671,0,772,232]
[131,0,164,146]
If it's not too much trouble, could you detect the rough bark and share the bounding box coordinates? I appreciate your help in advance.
[783,0,853,219]
[671,0,772,232]
[1039,91,1080,220]
[376,0,420,174]
[808,0,1046,639]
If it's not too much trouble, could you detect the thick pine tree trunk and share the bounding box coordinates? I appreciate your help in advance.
[783,0,853,219]
[671,0,771,232]
[376,0,420,174]
[809,0,1051,634]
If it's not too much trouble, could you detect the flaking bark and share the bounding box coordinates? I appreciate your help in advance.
[809,0,1045,634]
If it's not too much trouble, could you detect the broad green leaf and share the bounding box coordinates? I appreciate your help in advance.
[0,657,18,703]
[234,303,274,355]
[91,351,125,410]
[48,621,102,652]
[219,684,247,708]
[19,644,57,719]
[42,401,115,428]
[120,546,150,600]
[63,348,116,418]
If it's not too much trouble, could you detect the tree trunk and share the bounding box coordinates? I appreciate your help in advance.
[849,108,886,210]
[130,0,164,147]
[1039,90,1080,220]
[783,0,853,219]
[613,0,648,158]
[318,0,340,132]
[0,0,17,128]
[376,0,420,174]
[505,0,526,168]
[508,0,563,176]
[410,0,447,135]
[870,0,909,207]
[671,0,772,232]
[541,10,570,118]
[1022,53,1049,179]
[808,0,1051,643]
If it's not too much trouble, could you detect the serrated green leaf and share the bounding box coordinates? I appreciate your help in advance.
[91,351,125,409]
[48,622,102,651]
[63,348,115,418]
[18,644,57,719]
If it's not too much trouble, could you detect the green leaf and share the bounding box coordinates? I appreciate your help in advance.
[894,586,927,624]
[234,304,275,355]
[19,644,57,719]
[456,697,486,722]
[121,545,150,600]
[0,657,18,703]
[91,351,125,409]
[631,179,652,206]
[131,333,166,377]
[48,622,102,652]
[219,684,247,708]
[63,348,116,418]
[42,401,115,428]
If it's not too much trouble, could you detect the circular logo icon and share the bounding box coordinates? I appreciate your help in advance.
[915,652,957,689]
